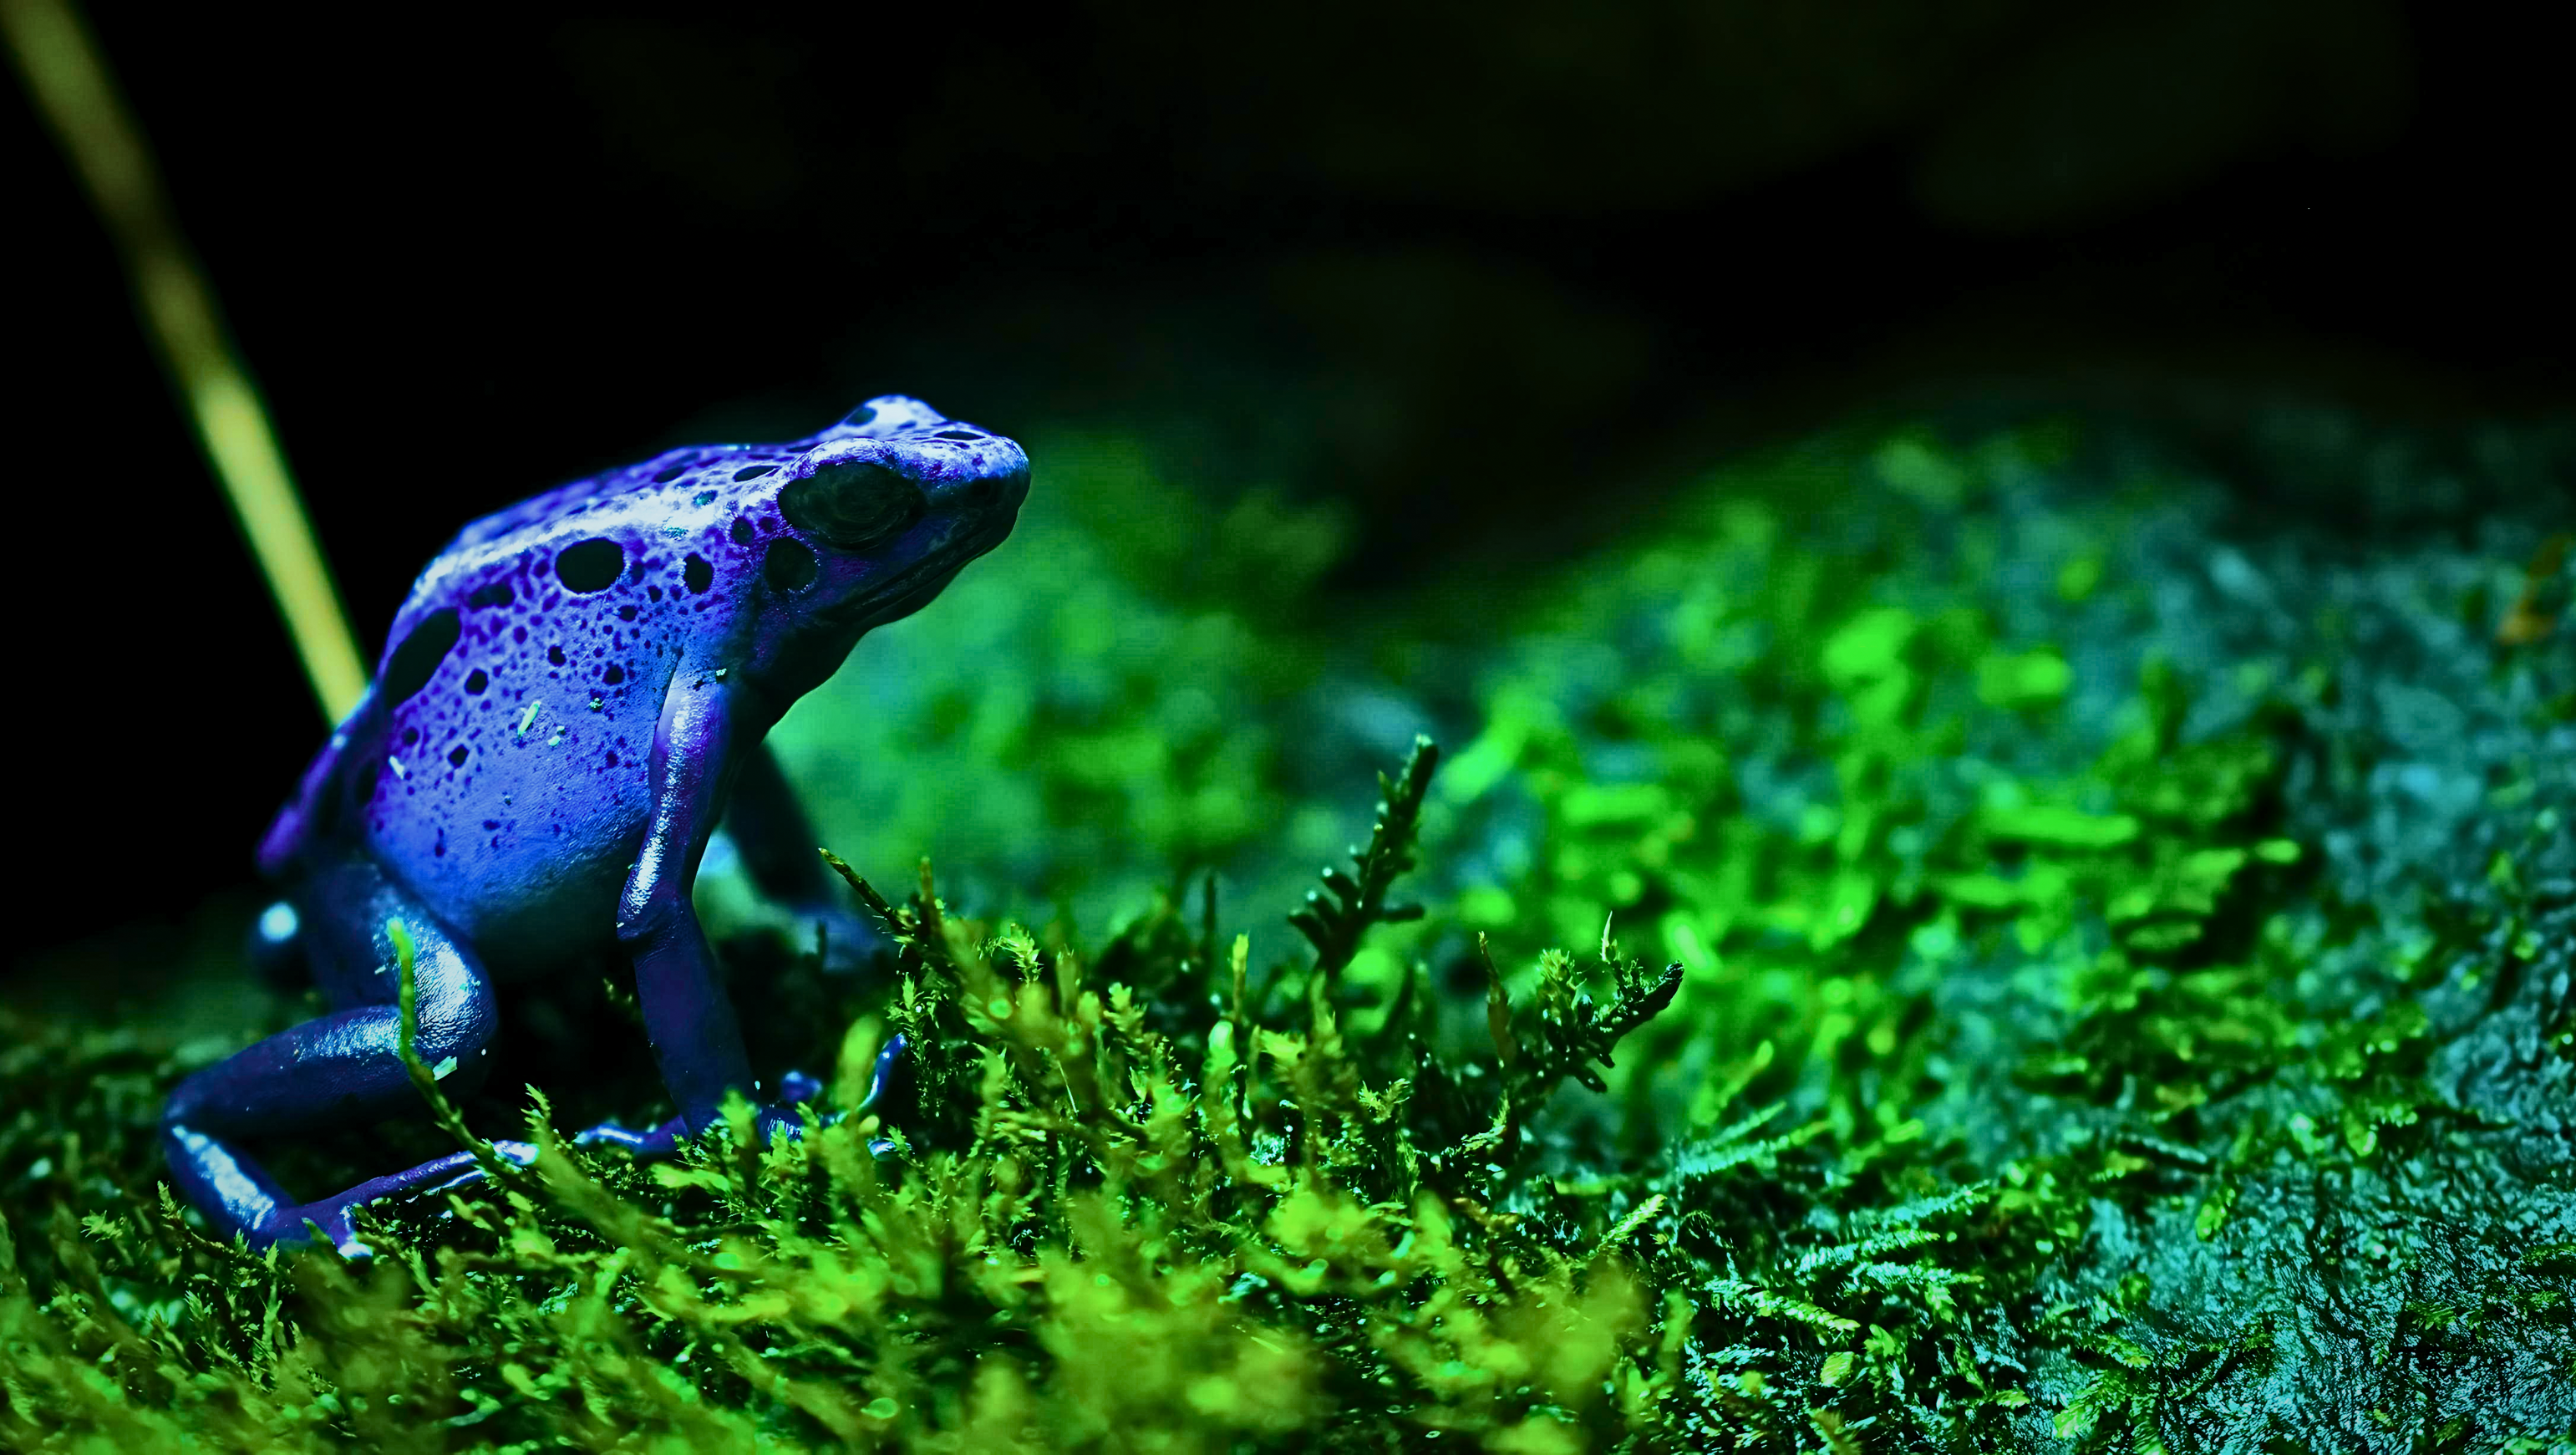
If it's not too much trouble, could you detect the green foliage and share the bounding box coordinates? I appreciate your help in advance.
[739,434,1354,935]
[5,410,2572,1451]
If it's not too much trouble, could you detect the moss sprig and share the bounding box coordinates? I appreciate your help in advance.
[1289,734,1437,983]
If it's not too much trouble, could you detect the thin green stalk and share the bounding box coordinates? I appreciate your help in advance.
[3,0,367,721]
[390,918,522,1189]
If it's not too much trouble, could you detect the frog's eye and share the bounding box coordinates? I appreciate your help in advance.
[556,538,627,593]
[780,460,926,552]
[381,608,460,705]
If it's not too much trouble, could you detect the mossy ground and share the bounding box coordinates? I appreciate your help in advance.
[4,411,2571,1452]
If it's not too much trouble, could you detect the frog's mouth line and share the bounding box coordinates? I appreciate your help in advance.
[823,513,1017,626]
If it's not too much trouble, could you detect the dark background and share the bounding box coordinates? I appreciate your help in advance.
[10,0,2569,960]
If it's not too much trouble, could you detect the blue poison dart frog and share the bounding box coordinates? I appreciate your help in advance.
[166,397,1028,1256]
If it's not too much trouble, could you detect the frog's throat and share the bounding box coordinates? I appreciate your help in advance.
[823,519,1013,628]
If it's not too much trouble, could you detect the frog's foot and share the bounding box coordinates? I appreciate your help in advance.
[574,1068,827,1154]
[572,1113,687,1155]
[573,1054,903,1157]
[165,1128,537,1259]
[290,1142,541,1258]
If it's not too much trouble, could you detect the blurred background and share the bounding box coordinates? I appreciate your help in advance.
[8,0,2569,968]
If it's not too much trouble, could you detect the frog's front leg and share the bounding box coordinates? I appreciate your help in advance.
[161,862,528,1254]
[619,674,800,1142]
[718,740,885,972]
[577,1048,907,1154]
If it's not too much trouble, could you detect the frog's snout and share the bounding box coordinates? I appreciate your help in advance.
[952,454,1031,515]
[878,430,1030,524]
[803,396,1028,542]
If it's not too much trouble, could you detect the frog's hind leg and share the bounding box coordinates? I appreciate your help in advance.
[163,862,516,1255]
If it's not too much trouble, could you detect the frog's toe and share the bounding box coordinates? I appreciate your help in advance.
[779,1069,825,1104]
[752,1102,818,1146]
[858,1032,910,1114]
[575,1115,685,1155]
[291,1203,372,1260]
[483,1140,540,1172]
[272,1142,540,1259]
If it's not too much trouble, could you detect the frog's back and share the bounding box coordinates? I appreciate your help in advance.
[335,445,826,963]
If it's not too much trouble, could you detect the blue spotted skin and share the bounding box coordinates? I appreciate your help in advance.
[166,397,1025,1255]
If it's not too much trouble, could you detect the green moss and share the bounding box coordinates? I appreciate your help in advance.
[5,411,2571,1450]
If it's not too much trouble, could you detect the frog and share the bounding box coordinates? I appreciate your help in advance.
[165,395,1028,1256]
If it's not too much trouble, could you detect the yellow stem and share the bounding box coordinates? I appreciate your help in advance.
[4,0,368,721]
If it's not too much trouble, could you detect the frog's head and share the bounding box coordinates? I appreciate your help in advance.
[738,396,1029,669]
